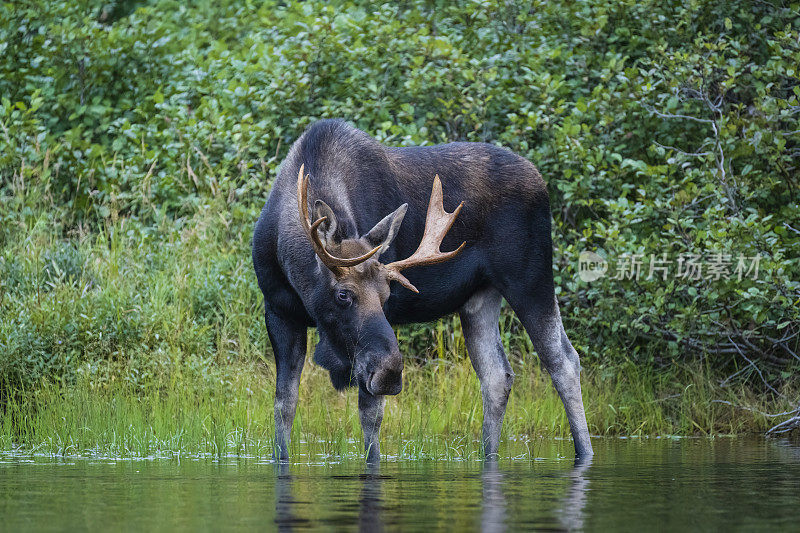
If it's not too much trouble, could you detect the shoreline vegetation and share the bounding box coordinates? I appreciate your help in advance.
[1,0,799,458]
[1,355,796,460]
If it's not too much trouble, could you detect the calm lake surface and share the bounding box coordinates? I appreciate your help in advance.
[1,438,799,531]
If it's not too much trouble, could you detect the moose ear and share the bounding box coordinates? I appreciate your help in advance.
[313,200,338,245]
[363,203,408,255]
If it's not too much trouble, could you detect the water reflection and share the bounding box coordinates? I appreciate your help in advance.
[481,462,507,533]
[481,456,592,532]
[274,463,309,531]
[0,439,780,530]
[557,457,592,531]
[272,457,594,531]
[358,465,384,533]
[274,463,386,532]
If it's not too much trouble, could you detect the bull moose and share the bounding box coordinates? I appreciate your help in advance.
[252,119,592,462]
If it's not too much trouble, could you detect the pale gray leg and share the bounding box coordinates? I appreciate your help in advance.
[359,389,385,463]
[459,287,515,459]
[522,300,593,457]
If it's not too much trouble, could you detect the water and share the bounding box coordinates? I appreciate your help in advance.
[1,438,798,531]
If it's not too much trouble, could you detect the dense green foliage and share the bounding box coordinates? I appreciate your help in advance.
[1,0,798,443]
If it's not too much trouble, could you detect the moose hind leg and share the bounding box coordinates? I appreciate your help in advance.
[516,297,593,457]
[460,287,515,459]
[359,388,385,463]
[265,307,307,460]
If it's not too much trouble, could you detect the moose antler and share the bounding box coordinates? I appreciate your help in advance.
[297,164,381,273]
[384,175,466,293]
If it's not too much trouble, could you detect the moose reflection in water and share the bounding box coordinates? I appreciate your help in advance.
[272,459,592,531]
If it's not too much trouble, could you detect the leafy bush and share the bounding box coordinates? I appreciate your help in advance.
[1,0,798,398]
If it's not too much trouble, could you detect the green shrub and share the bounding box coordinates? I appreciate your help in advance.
[1,0,797,401]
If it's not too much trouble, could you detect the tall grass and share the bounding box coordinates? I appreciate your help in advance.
[1,353,792,460]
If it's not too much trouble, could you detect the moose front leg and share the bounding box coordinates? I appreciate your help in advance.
[265,307,307,460]
[359,389,385,463]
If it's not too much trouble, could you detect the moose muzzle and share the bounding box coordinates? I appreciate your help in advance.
[360,318,404,396]
[366,352,404,396]
[365,352,403,396]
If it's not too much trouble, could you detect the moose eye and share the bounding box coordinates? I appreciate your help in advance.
[335,288,354,307]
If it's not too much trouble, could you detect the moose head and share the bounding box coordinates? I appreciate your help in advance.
[296,164,465,396]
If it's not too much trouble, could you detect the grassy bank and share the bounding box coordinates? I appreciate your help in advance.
[1,355,793,460]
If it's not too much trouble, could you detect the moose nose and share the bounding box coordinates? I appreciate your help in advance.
[367,355,404,396]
